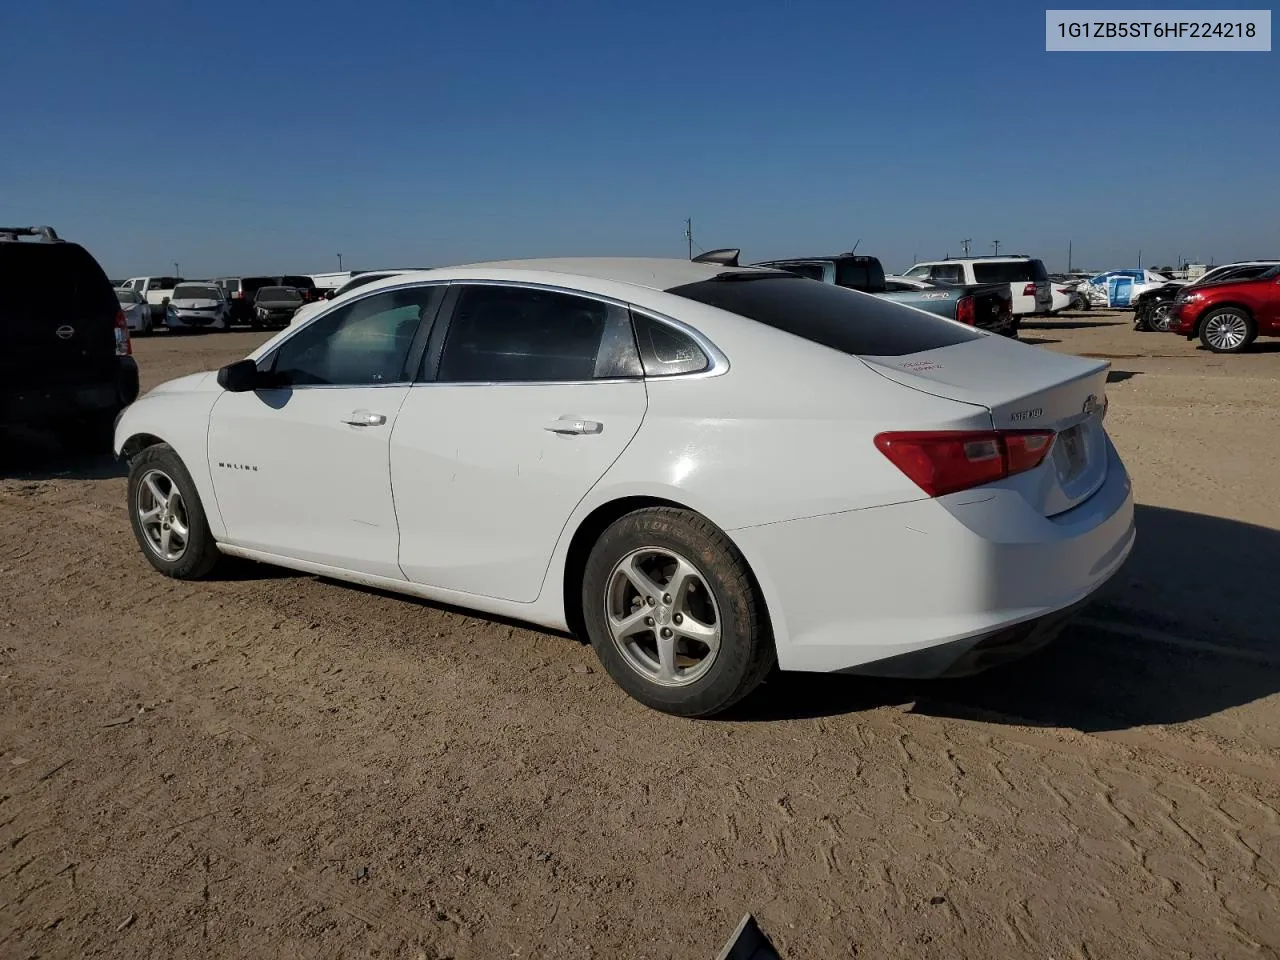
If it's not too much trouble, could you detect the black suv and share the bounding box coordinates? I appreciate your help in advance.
[1,226,140,452]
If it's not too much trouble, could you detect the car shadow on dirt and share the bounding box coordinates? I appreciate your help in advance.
[0,428,127,481]
[1021,319,1125,330]
[729,504,1280,733]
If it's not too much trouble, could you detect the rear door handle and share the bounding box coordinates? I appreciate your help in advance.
[544,417,603,436]
[341,410,387,427]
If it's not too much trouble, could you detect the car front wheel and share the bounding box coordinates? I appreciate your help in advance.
[582,507,775,717]
[1199,307,1255,354]
[127,443,221,579]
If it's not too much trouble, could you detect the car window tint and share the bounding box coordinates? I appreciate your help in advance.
[835,258,886,293]
[268,285,442,386]
[929,264,966,283]
[973,261,1035,283]
[436,285,639,383]
[666,275,980,357]
[774,262,826,281]
[631,311,709,376]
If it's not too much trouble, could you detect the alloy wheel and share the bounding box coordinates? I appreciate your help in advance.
[1204,312,1249,351]
[605,547,722,687]
[136,469,190,562]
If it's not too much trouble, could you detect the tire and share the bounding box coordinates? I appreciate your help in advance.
[1133,308,1151,332]
[581,507,775,717]
[127,443,221,579]
[1198,307,1255,354]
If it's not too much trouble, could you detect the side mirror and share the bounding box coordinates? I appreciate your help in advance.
[217,358,263,392]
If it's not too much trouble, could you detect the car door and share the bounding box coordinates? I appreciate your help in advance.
[207,283,445,577]
[391,282,649,602]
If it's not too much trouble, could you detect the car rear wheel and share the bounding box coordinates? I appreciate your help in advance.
[1199,308,1255,354]
[582,507,775,717]
[127,444,221,579]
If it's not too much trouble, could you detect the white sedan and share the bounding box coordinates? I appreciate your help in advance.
[113,258,1135,716]
[115,287,155,334]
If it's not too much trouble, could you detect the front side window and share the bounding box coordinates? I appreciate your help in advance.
[902,264,931,278]
[436,285,640,383]
[266,285,442,386]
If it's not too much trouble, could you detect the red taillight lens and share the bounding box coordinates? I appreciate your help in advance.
[956,295,975,325]
[113,309,132,356]
[874,429,1056,497]
[1022,283,1037,297]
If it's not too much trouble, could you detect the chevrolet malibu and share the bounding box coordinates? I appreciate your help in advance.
[114,258,1135,717]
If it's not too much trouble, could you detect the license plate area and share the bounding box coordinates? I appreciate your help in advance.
[1055,423,1087,481]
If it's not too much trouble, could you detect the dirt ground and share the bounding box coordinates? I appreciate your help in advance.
[3,311,1279,959]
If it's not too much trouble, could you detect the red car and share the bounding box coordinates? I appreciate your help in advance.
[1171,265,1280,353]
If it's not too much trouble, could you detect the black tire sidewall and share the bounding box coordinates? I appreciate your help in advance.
[127,444,220,579]
[581,508,771,717]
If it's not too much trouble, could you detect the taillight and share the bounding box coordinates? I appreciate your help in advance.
[874,429,1056,497]
[113,309,132,356]
[1022,283,1037,297]
[956,295,975,325]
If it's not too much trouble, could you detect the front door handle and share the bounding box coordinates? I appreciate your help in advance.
[341,410,387,427]
[544,417,603,436]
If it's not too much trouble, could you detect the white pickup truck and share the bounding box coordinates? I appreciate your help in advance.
[118,276,183,322]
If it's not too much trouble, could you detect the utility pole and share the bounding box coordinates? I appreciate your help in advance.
[684,218,693,260]
[173,261,180,276]
[992,240,1001,256]
[1137,249,1142,269]
[961,238,971,257]
[337,252,343,270]
[1068,241,1073,273]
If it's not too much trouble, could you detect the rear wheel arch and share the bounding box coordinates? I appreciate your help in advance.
[1196,301,1254,330]
[560,496,775,649]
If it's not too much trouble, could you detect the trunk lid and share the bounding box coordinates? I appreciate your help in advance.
[861,335,1111,516]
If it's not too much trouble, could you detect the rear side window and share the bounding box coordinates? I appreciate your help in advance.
[973,261,1036,284]
[666,275,981,357]
[631,312,708,376]
[173,284,222,300]
[835,258,886,293]
[436,284,640,383]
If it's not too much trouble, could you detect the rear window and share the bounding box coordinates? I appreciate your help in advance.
[665,274,981,357]
[280,275,316,289]
[256,287,302,302]
[774,262,827,281]
[974,261,1036,283]
[1,242,117,325]
[173,284,222,300]
[834,258,886,293]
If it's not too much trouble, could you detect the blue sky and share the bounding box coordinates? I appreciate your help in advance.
[2,0,1276,276]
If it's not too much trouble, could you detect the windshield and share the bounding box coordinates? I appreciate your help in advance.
[173,284,222,300]
[666,274,981,357]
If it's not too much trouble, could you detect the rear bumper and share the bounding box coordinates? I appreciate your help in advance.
[731,436,1135,677]
[0,358,139,426]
